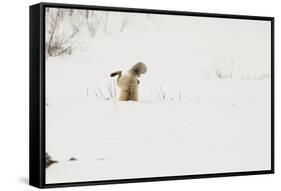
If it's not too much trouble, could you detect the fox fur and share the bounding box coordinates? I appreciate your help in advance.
[110,62,147,101]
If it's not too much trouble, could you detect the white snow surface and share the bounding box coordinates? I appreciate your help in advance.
[45,9,271,183]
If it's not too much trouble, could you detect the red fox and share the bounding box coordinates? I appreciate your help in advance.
[110,62,147,101]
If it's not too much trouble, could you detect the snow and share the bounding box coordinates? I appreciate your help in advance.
[45,8,271,183]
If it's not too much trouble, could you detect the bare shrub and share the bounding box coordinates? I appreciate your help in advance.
[241,73,253,80]
[120,15,130,32]
[46,9,81,57]
[157,86,166,100]
[45,9,163,57]
[86,10,103,37]
[206,59,234,79]
[155,87,182,101]
[178,91,182,101]
[94,80,117,101]
[214,67,233,79]
[258,74,270,80]
[240,73,270,80]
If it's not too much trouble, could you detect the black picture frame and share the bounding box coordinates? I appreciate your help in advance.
[30,2,275,189]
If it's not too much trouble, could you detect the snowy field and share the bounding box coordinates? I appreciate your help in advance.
[45,8,271,183]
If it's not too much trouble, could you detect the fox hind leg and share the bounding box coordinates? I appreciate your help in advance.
[119,89,129,101]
